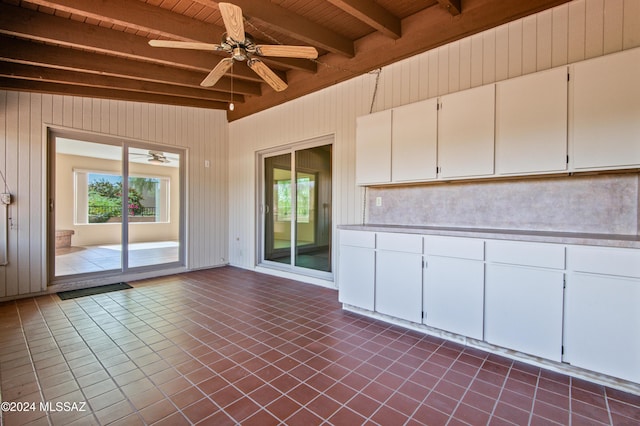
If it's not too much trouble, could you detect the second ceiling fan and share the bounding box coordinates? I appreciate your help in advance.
[149,2,318,92]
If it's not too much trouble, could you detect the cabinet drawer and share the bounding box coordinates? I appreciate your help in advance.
[377,232,423,253]
[340,230,375,248]
[424,236,484,260]
[486,240,565,269]
[567,246,640,278]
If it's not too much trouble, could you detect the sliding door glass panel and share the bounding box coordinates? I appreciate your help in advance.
[54,138,123,276]
[264,154,292,265]
[295,145,332,272]
[264,154,294,264]
[127,148,180,268]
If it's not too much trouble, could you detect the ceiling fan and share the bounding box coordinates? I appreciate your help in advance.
[130,150,171,164]
[148,2,318,92]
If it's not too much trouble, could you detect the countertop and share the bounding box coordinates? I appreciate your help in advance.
[338,224,640,249]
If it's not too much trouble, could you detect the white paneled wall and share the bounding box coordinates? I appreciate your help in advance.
[228,0,640,276]
[0,93,228,299]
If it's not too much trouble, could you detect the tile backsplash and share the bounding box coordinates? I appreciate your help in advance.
[366,173,640,236]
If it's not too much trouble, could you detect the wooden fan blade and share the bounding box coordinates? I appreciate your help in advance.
[248,59,287,92]
[201,58,234,87]
[149,40,221,51]
[256,45,318,59]
[219,2,245,42]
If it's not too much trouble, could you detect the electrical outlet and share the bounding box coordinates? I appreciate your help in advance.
[1,193,11,205]
[375,196,382,207]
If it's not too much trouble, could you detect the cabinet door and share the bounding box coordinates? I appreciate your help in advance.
[485,264,564,361]
[356,110,392,185]
[571,48,640,170]
[438,84,495,179]
[376,250,423,323]
[564,273,640,383]
[392,99,438,182]
[338,245,375,311]
[496,67,568,175]
[424,257,484,340]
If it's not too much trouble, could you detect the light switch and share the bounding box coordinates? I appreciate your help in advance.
[204,160,210,168]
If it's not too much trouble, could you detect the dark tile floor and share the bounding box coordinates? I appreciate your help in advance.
[1,267,639,425]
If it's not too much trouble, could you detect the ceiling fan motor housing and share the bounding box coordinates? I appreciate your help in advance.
[221,32,257,61]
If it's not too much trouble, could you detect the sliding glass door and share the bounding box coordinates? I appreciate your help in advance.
[261,141,332,277]
[50,131,183,282]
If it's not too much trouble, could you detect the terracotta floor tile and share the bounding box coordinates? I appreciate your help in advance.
[224,396,261,422]
[169,386,206,409]
[182,397,218,423]
[328,406,367,425]
[0,267,638,426]
[210,384,243,408]
[93,399,133,425]
[453,403,492,425]
[346,392,381,418]
[265,395,303,421]
[87,387,126,412]
[148,410,189,426]
[128,387,166,410]
[196,375,229,396]
[157,376,191,396]
[493,401,531,425]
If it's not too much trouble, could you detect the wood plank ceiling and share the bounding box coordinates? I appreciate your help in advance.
[0,0,571,121]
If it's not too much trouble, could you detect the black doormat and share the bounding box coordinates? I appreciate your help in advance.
[58,282,132,300]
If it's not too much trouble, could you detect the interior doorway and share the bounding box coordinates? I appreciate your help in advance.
[260,138,332,278]
[49,130,185,284]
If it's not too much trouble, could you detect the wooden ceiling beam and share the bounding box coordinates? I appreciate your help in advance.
[0,4,220,71]
[20,0,316,73]
[193,0,355,57]
[0,62,245,103]
[0,3,296,83]
[0,77,229,110]
[23,0,220,43]
[0,36,262,96]
[326,0,401,39]
[437,0,462,16]
[229,0,572,120]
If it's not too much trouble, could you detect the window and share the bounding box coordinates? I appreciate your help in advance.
[75,170,170,225]
[274,171,314,224]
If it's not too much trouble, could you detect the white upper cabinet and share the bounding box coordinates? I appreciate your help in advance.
[392,98,438,182]
[355,48,639,186]
[438,84,495,179]
[571,48,640,170]
[356,109,392,185]
[496,67,568,175]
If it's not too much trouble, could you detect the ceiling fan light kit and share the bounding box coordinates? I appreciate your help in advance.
[147,151,170,164]
[148,2,318,97]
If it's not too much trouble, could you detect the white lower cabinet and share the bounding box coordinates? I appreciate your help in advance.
[564,273,640,384]
[424,256,484,339]
[375,233,423,323]
[423,236,485,339]
[485,264,564,361]
[338,230,640,385]
[337,231,375,311]
[484,241,565,362]
[564,246,640,383]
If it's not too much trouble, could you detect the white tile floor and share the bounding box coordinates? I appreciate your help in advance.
[55,241,179,276]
